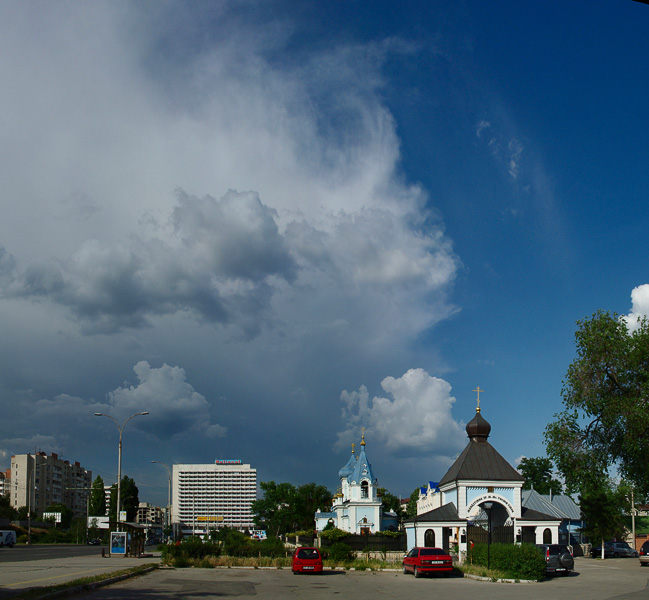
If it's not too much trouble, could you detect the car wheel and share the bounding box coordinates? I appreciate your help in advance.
[414,567,421,578]
[403,565,408,574]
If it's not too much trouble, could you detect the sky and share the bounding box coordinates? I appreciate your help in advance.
[1,0,648,508]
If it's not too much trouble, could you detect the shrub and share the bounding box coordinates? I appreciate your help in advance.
[468,543,545,581]
[320,527,349,542]
[326,542,354,563]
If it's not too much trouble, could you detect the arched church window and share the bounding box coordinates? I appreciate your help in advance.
[543,528,552,544]
[424,529,435,547]
[361,481,369,498]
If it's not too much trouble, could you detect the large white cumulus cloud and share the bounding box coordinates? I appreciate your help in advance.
[623,284,649,331]
[337,369,465,458]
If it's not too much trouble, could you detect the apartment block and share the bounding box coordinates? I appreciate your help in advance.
[172,460,257,534]
[10,452,92,519]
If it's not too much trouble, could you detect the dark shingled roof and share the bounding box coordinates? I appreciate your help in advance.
[404,502,461,524]
[519,507,561,522]
[439,409,524,486]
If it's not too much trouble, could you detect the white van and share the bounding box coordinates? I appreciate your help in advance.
[0,530,17,547]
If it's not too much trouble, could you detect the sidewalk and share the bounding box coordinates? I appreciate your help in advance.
[0,551,161,598]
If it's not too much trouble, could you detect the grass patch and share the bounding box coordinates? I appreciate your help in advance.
[458,562,520,581]
[12,563,158,599]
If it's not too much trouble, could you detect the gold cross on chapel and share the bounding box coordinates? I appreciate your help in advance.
[473,386,484,412]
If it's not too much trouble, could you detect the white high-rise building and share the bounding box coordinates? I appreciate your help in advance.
[172,460,257,535]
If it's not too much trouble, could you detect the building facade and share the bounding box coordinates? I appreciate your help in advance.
[172,460,257,535]
[315,434,396,534]
[404,406,560,563]
[10,452,92,519]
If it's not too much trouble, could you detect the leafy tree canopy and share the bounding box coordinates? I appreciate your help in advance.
[0,494,17,520]
[580,479,629,555]
[405,486,420,519]
[251,481,332,537]
[377,487,404,519]
[518,457,563,495]
[89,475,106,517]
[44,502,74,528]
[545,311,649,495]
[108,476,140,521]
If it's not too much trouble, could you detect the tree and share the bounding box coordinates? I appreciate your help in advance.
[580,480,628,558]
[545,311,649,495]
[518,457,563,495]
[89,475,106,516]
[251,481,332,536]
[0,494,17,520]
[108,476,140,521]
[405,486,420,519]
[377,487,404,520]
[44,502,74,529]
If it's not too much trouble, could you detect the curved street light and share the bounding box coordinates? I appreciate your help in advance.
[95,411,149,530]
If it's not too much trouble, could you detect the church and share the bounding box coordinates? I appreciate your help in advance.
[404,402,561,562]
[315,433,397,534]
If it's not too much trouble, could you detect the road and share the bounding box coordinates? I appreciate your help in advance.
[0,544,158,599]
[74,558,649,600]
[2,549,649,600]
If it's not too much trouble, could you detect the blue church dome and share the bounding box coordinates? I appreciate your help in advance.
[338,447,357,479]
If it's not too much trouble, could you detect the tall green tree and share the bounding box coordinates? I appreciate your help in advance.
[518,457,563,495]
[545,310,649,495]
[108,476,140,521]
[0,494,17,520]
[89,475,106,516]
[377,487,404,519]
[251,481,332,536]
[580,480,628,558]
[405,486,421,518]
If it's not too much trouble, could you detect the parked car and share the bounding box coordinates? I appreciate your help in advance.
[592,541,638,558]
[537,544,574,575]
[292,547,323,574]
[639,541,649,566]
[402,547,453,578]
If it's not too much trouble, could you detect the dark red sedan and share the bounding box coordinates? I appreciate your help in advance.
[292,547,323,574]
[402,547,453,578]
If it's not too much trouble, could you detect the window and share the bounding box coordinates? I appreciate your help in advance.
[361,481,369,498]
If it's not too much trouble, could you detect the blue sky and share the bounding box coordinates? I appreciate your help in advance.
[1,1,648,507]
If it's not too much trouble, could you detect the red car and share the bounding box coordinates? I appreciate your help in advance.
[292,547,323,574]
[402,547,453,578]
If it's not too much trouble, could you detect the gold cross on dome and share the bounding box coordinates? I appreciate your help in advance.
[351,443,355,454]
[473,386,484,412]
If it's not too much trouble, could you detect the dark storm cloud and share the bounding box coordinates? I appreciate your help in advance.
[1,190,297,335]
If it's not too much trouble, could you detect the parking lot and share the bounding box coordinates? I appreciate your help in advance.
[66,557,649,600]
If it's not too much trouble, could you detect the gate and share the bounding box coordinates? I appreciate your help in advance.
[467,525,514,545]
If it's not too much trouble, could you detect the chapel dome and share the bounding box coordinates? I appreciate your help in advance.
[466,409,491,441]
[338,450,357,479]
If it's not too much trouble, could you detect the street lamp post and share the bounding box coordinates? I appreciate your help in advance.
[151,460,172,541]
[483,502,493,571]
[95,411,149,530]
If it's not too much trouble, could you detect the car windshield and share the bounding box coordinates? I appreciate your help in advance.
[297,549,319,559]
[420,548,445,556]
[548,545,569,554]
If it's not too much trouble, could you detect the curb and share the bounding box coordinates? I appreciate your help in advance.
[31,565,159,599]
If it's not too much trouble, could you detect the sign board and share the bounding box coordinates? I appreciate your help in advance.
[214,459,242,464]
[43,512,61,523]
[110,531,127,555]
[196,516,224,522]
[119,510,127,522]
[87,516,110,529]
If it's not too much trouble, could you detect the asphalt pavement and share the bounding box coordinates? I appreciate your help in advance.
[0,545,160,598]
